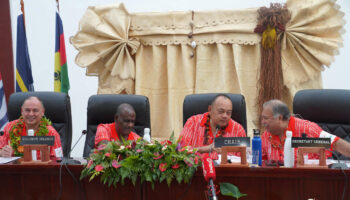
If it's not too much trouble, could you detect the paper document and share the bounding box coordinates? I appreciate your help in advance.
[0,157,20,164]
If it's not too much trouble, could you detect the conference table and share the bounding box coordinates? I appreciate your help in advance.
[0,159,349,200]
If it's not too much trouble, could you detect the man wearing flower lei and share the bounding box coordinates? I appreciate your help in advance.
[95,103,140,147]
[261,99,350,163]
[179,94,246,160]
[0,96,63,158]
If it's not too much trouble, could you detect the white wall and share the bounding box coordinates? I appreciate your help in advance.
[9,0,350,157]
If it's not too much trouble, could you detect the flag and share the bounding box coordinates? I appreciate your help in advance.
[0,73,8,131]
[16,14,34,92]
[54,12,70,93]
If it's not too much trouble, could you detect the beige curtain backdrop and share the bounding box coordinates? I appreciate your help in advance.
[70,0,344,140]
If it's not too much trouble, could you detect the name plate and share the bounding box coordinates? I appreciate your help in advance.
[20,136,55,146]
[291,137,331,148]
[214,137,250,148]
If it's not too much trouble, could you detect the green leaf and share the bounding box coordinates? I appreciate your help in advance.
[220,182,247,199]
[169,131,175,143]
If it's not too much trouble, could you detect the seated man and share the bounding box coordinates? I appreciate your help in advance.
[95,103,140,147]
[179,94,246,159]
[261,99,350,162]
[0,96,63,158]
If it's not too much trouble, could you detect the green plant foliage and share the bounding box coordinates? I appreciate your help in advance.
[81,134,201,189]
[220,182,247,199]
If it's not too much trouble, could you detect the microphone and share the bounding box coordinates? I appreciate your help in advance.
[213,125,220,138]
[202,153,217,200]
[210,126,220,156]
[60,130,87,165]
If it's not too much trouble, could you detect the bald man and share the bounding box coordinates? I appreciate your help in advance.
[0,96,62,158]
[95,103,140,147]
[179,94,246,159]
[261,99,350,162]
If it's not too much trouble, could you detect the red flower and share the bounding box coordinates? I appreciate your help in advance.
[186,146,194,154]
[194,156,199,165]
[172,164,180,169]
[126,145,132,149]
[105,152,111,157]
[184,158,193,167]
[161,140,172,145]
[131,141,137,149]
[153,152,163,160]
[97,144,106,151]
[112,160,121,169]
[179,147,186,152]
[159,163,167,172]
[95,164,104,172]
[87,159,93,168]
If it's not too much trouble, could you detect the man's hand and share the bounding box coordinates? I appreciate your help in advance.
[197,143,221,154]
[0,145,13,157]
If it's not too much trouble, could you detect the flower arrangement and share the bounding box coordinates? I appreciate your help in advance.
[80,133,202,189]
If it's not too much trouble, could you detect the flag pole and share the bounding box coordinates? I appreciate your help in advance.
[20,0,25,25]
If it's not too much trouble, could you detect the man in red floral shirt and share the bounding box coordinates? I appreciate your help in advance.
[179,94,246,159]
[95,103,140,147]
[261,99,350,163]
[0,96,62,158]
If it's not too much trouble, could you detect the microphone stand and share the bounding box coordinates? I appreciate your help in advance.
[209,126,220,157]
[209,179,217,200]
[57,130,87,200]
[61,130,87,165]
[207,125,220,200]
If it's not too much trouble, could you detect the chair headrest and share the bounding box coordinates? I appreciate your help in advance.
[293,89,350,124]
[183,93,247,131]
[87,94,150,127]
[8,92,71,123]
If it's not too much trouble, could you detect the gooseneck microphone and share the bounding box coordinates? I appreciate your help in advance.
[61,130,87,165]
[213,125,220,138]
[202,153,218,200]
[210,126,220,156]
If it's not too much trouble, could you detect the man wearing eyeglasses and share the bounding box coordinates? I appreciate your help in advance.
[95,103,140,147]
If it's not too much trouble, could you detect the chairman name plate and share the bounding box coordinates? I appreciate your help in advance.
[20,136,55,146]
[214,137,250,148]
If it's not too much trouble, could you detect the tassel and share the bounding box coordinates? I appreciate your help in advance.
[262,24,276,49]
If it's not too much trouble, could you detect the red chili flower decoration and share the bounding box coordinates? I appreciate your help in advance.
[153,152,164,160]
[159,163,167,172]
[87,159,93,168]
[95,164,104,172]
[172,164,180,169]
[112,160,121,169]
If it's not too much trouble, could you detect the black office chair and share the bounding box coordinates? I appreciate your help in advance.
[83,94,151,157]
[183,93,247,132]
[293,89,350,160]
[7,92,72,157]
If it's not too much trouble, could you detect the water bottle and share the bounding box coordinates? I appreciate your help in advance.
[143,128,151,143]
[284,131,294,167]
[252,129,262,166]
[27,129,37,161]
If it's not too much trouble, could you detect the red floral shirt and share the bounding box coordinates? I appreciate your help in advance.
[261,116,340,162]
[0,119,63,158]
[94,123,140,147]
[179,112,246,159]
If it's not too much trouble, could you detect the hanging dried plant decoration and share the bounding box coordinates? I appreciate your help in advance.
[254,3,291,128]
